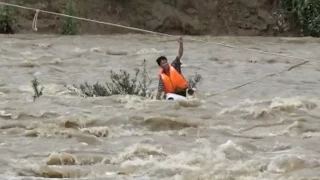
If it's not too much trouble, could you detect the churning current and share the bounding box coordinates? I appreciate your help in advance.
[0,34,320,180]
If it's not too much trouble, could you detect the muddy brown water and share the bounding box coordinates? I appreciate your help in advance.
[0,34,320,180]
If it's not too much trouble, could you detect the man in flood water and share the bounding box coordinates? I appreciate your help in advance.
[156,37,194,100]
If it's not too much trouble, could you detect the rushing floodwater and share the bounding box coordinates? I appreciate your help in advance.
[0,34,320,180]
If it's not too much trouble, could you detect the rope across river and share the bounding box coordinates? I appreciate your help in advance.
[0,1,314,99]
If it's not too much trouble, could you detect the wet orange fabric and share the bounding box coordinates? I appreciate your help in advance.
[159,65,188,93]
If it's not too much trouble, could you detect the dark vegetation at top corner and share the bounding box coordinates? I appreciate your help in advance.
[0,5,15,34]
[280,0,320,37]
[0,0,79,35]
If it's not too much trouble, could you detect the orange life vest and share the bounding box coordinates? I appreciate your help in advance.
[159,65,188,93]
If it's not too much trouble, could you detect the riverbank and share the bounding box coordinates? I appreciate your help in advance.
[0,0,301,36]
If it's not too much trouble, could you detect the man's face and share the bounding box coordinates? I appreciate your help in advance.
[160,59,169,70]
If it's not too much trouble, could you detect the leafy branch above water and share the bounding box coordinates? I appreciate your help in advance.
[31,77,44,101]
[70,59,154,98]
[188,72,202,89]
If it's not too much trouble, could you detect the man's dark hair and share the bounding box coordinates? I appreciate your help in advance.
[156,56,167,66]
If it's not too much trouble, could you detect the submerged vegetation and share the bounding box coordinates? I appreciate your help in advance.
[70,59,203,98]
[31,60,203,100]
[71,59,154,98]
[280,0,320,37]
[31,77,44,101]
[188,72,202,89]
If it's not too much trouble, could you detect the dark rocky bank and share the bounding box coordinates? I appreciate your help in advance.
[1,0,299,36]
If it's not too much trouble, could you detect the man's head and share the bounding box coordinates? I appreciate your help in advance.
[156,56,169,71]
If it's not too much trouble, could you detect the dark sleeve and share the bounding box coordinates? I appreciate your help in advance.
[158,77,164,92]
[171,56,182,74]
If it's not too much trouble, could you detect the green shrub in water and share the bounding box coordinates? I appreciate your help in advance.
[31,77,44,101]
[280,0,320,37]
[61,0,78,35]
[188,72,202,89]
[71,59,203,98]
[72,59,154,98]
[0,5,15,34]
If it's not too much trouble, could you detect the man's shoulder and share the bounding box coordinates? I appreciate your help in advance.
[171,56,181,66]
[171,56,181,64]
[170,56,182,73]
